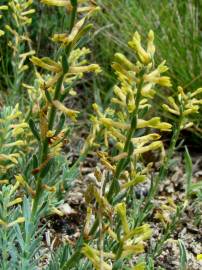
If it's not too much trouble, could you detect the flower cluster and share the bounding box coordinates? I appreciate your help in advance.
[0,184,25,228]
[81,30,174,269]
[162,86,202,129]
[1,0,36,96]
[84,31,172,175]
[29,1,101,128]
[0,5,8,37]
[0,105,31,176]
[83,174,152,269]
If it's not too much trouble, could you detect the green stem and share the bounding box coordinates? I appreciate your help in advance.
[86,78,143,243]
[31,5,78,219]
[69,1,77,33]
[66,78,145,267]
[153,114,183,195]
[31,72,65,220]
[107,78,143,202]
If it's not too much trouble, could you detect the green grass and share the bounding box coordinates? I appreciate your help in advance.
[91,0,202,98]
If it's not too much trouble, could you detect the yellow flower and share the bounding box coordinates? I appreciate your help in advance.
[178,86,188,101]
[30,56,61,72]
[100,117,130,130]
[82,244,112,270]
[121,174,146,189]
[115,203,130,234]
[0,5,8,10]
[191,87,202,97]
[69,64,101,74]
[132,262,146,270]
[197,254,202,260]
[183,106,199,116]
[0,30,5,37]
[15,175,36,197]
[123,224,152,242]
[41,0,71,6]
[128,31,151,64]
[141,83,156,98]
[114,53,140,72]
[0,179,9,185]
[137,117,172,131]
[154,76,172,87]
[52,100,79,121]
[0,154,19,164]
[21,9,35,16]
[168,96,179,111]
[121,243,144,257]
[162,104,180,116]
[109,128,126,142]
[111,152,128,162]
[4,140,25,148]
[7,198,23,208]
[133,141,163,155]
[143,61,171,87]
[131,133,161,146]
[147,30,155,57]
[51,207,64,216]
[7,217,25,228]
[83,206,92,238]
[52,17,86,45]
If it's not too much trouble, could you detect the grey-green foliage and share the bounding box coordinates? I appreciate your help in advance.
[14,197,44,270]
[0,105,29,179]
[47,245,72,270]
[0,186,65,270]
[0,185,20,270]
[46,244,92,270]
[0,189,44,270]
[0,166,78,269]
[0,105,79,268]
[178,239,188,270]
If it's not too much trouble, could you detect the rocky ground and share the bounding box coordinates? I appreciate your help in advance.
[39,144,202,269]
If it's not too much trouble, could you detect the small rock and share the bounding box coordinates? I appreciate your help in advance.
[59,203,77,216]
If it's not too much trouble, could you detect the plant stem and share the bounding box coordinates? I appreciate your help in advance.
[64,78,144,268]
[31,4,78,219]
[107,78,143,202]
[135,113,184,226]
[151,204,184,258]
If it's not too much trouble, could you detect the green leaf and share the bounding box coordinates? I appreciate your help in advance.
[73,24,93,46]
[45,89,52,103]
[190,181,202,192]
[112,259,124,270]
[33,154,38,170]
[70,0,77,7]
[55,113,66,135]
[62,52,69,74]
[184,146,192,197]
[178,239,187,270]
[29,119,40,142]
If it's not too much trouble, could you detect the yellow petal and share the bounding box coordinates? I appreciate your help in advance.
[52,100,79,121]
[197,254,202,260]
[30,56,61,72]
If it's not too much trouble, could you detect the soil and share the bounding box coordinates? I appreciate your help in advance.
[40,134,202,269]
